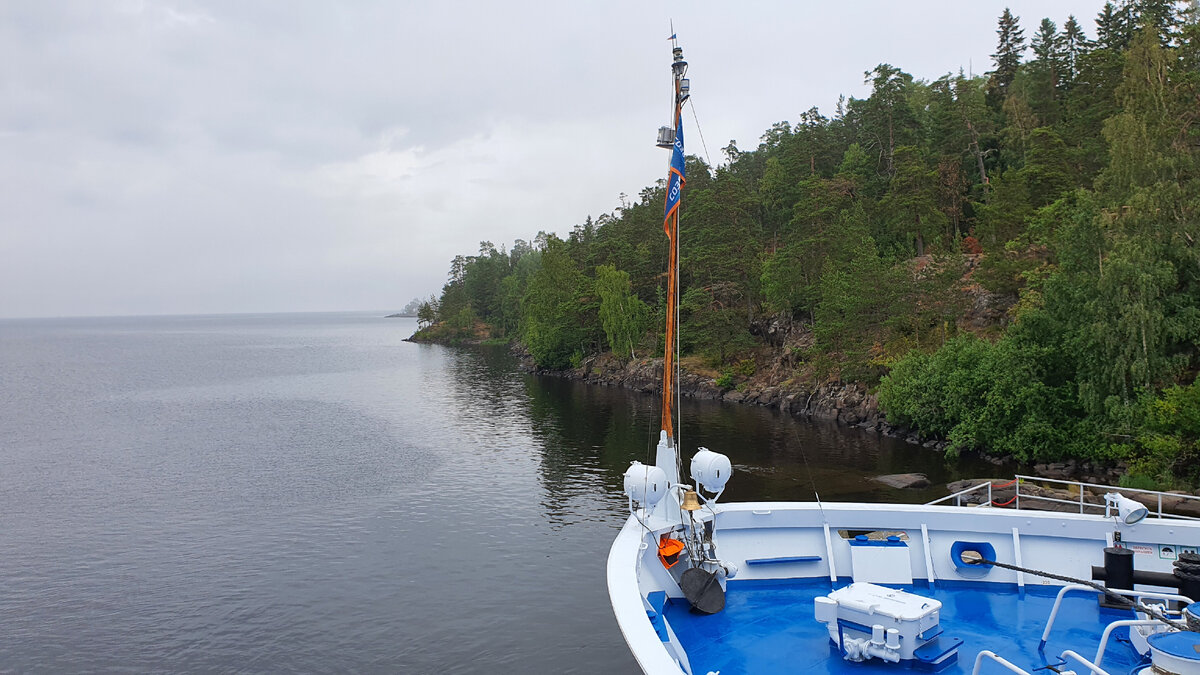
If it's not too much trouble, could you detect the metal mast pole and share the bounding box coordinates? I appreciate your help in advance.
[660,42,687,444]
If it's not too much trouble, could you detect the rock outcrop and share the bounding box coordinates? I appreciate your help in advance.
[873,473,931,489]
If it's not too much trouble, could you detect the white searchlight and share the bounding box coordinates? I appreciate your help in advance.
[1105,492,1149,525]
[691,448,732,496]
[623,461,670,511]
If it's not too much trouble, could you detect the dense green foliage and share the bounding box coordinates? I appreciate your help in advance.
[416,1,1200,485]
[596,265,651,360]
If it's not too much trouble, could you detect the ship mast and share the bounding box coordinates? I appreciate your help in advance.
[654,38,689,483]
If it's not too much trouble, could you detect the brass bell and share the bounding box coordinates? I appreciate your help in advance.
[681,489,702,511]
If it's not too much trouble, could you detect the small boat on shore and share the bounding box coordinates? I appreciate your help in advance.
[608,38,1200,675]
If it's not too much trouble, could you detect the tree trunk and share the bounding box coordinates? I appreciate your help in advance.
[887,112,896,176]
[967,120,989,193]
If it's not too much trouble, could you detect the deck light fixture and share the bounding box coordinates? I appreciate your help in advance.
[1105,493,1149,525]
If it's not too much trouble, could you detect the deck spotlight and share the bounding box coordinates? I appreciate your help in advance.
[623,462,670,510]
[1105,493,1148,525]
[690,448,732,495]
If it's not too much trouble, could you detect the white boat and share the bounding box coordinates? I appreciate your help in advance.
[608,39,1200,675]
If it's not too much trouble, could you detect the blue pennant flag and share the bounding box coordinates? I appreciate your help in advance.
[663,119,685,234]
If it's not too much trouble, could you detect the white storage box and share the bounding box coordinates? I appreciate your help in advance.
[815,582,945,662]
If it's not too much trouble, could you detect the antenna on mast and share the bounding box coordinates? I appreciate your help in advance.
[656,23,688,148]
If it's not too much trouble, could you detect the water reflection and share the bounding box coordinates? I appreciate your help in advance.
[438,344,530,421]
[496,354,1014,511]
[431,341,1016,528]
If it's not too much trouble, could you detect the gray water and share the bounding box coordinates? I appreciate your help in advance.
[0,312,1003,673]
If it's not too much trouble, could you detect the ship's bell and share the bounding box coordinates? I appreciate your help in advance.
[681,489,702,511]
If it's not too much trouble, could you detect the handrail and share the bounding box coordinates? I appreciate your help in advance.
[926,474,1200,520]
[1007,491,1105,514]
[1060,649,1112,675]
[925,481,992,507]
[1015,474,1200,520]
[1093,620,1161,667]
[970,650,1031,675]
[1039,584,1194,648]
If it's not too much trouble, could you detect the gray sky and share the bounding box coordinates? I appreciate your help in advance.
[1,1,1106,318]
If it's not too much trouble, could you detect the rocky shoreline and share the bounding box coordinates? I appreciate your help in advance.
[518,347,939,447]
[408,319,1143,488]
[513,346,1134,487]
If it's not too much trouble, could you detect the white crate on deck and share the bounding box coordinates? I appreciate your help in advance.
[815,582,943,662]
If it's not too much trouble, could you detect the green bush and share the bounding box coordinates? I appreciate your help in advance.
[879,334,1086,462]
[715,370,734,390]
[1125,381,1200,487]
[734,359,756,377]
[1118,473,1161,491]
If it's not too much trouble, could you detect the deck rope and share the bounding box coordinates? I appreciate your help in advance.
[966,554,1190,632]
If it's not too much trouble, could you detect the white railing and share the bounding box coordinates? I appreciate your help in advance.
[970,650,1031,674]
[926,474,1200,520]
[1039,584,1194,648]
[925,480,996,507]
[970,648,1114,675]
[1093,620,1161,667]
[1059,650,1112,675]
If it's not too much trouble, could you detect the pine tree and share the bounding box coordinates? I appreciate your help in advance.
[860,64,915,177]
[989,9,1027,104]
[1029,18,1065,116]
[1032,18,1062,64]
[950,73,995,190]
[879,146,947,256]
[1096,1,1136,51]
[1131,0,1181,44]
[1061,15,1091,82]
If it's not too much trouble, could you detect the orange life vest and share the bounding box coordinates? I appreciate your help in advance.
[658,536,685,569]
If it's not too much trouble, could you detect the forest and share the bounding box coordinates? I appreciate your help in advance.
[412,1,1200,489]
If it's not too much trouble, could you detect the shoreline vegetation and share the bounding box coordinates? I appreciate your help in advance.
[409,3,1200,492]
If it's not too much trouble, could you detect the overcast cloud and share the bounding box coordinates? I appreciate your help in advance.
[1,1,1105,318]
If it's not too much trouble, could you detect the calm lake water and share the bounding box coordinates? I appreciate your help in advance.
[0,312,1003,672]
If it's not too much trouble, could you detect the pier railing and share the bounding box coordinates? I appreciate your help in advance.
[926,474,1200,521]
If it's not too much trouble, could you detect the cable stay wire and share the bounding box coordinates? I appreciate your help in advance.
[687,98,713,170]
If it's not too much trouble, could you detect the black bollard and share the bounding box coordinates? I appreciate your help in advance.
[1097,547,1135,609]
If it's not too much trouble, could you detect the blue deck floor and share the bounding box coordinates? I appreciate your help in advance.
[663,579,1146,674]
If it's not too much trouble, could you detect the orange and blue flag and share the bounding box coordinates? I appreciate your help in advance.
[663,118,685,234]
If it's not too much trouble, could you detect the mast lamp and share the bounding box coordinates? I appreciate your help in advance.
[656,126,674,148]
[672,47,687,76]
